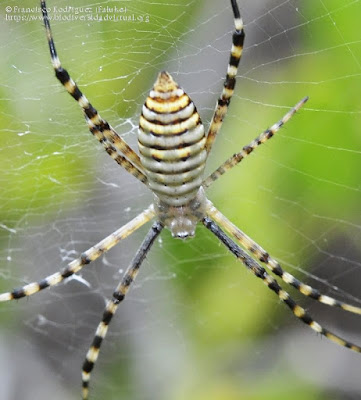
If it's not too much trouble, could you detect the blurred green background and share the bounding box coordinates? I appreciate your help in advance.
[0,0,360,399]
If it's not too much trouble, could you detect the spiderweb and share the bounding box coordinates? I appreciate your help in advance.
[0,0,360,399]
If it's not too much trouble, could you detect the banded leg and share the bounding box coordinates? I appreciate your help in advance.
[82,222,163,400]
[40,1,146,183]
[0,206,155,302]
[205,201,361,315]
[86,121,147,184]
[203,217,361,353]
[203,96,308,188]
[205,0,245,155]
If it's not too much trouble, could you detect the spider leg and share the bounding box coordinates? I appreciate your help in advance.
[203,96,308,188]
[81,222,163,400]
[203,217,361,353]
[0,206,155,302]
[40,1,147,184]
[205,202,361,315]
[86,116,147,184]
[205,0,245,155]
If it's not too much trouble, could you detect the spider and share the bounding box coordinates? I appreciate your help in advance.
[1,0,361,398]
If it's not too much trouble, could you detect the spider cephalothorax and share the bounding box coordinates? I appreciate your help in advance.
[154,187,208,238]
[1,1,360,399]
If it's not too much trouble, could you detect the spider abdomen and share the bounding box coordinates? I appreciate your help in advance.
[138,71,206,207]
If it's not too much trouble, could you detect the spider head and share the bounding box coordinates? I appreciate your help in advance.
[158,208,198,240]
[169,217,196,239]
[154,189,207,240]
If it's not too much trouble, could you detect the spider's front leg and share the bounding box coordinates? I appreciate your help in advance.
[203,216,361,353]
[81,222,163,400]
[0,206,155,301]
[206,202,361,316]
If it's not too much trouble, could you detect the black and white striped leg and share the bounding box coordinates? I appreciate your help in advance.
[205,0,245,155]
[81,222,163,400]
[205,202,361,315]
[0,206,155,302]
[203,96,308,188]
[203,217,361,353]
[40,1,146,183]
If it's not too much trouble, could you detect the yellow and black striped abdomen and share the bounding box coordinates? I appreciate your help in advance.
[138,71,206,207]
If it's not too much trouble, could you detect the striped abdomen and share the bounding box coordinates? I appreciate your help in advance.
[138,71,206,207]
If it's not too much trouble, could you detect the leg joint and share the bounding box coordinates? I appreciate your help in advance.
[113,291,125,302]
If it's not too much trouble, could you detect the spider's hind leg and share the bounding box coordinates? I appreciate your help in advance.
[203,96,308,188]
[40,1,147,184]
[205,0,245,155]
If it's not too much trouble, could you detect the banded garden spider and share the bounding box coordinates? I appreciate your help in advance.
[1,0,361,398]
